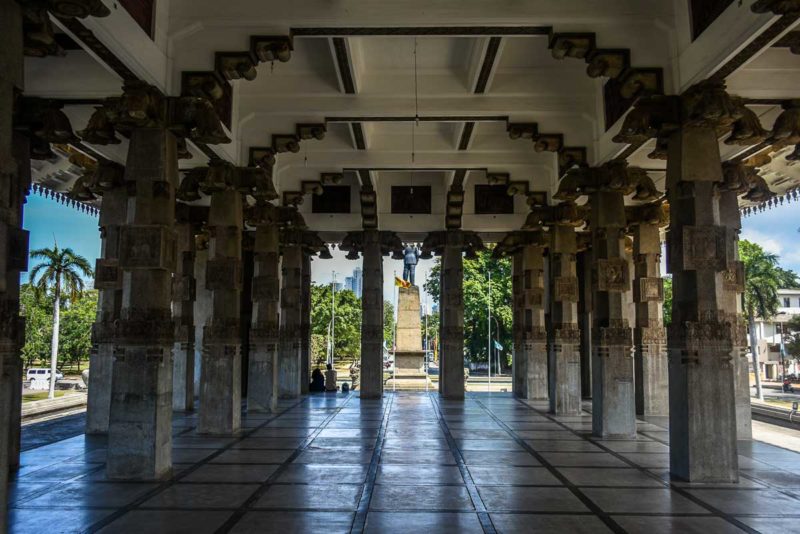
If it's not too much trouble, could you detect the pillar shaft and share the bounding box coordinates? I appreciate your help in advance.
[633,222,668,416]
[248,222,280,412]
[1,6,25,521]
[591,190,636,439]
[512,252,526,398]
[279,240,303,398]
[577,251,593,399]
[360,230,384,398]
[199,188,243,435]
[172,217,197,412]
[720,190,751,440]
[87,184,127,433]
[441,231,465,399]
[300,253,311,394]
[667,125,738,482]
[548,225,581,415]
[522,245,548,400]
[107,128,177,480]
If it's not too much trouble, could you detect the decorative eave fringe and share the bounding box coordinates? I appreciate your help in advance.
[29,183,100,217]
[741,186,799,218]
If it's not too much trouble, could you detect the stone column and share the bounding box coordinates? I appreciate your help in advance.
[107,126,177,480]
[512,252,527,398]
[300,252,312,394]
[630,211,668,416]
[577,250,593,399]
[360,230,384,398]
[523,243,549,400]
[590,187,636,439]
[1,4,25,519]
[248,215,280,412]
[87,176,127,433]
[279,233,303,398]
[665,83,738,482]
[198,187,243,436]
[719,177,751,440]
[548,224,582,415]
[441,230,465,399]
[171,206,199,412]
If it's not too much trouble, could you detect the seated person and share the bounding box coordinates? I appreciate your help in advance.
[309,368,325,392]
[325,363,338,392]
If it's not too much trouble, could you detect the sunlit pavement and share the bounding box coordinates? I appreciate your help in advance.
[8,391,800,533]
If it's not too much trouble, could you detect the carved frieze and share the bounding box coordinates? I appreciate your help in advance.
[251,274,280,301]
[118,225,177,271]
[205,257,243,291]
[597,258,630,292]
[204,321,241,344]
[723,261,745,293]
[679,225,731,272]
[598,325,633,347]
[553,324,581,343]
[640,325,667,345]
[525,326,548,342]
[637,277,664,302]
[554,276,579,302]
[94,258,122,290]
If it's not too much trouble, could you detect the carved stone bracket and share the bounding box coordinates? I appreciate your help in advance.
[597,258,630,292]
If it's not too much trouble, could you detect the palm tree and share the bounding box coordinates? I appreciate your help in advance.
[740,240,784,401]
[29,244,93,399]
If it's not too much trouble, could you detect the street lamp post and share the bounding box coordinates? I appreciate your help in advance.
[330,271,336,366]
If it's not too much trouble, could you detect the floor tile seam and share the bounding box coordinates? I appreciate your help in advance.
[737,470,800,493]
[9,463,108,505]
[508,396,763,534]
[427,394,498,534]
[471,395,628,534]
[75,395,313,534]
[212,392,358,534]
[348,394,396,534]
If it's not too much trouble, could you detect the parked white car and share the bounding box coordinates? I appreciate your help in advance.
[26,368,63,383]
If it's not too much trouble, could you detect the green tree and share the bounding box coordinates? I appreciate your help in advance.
[58,289,98,371]
[421,311,439,353]
[740,240,783,400]
[19,284,53,369]
[424,248,512,371]
[310,284,362,363]
[28,244,93,398]
[662,276,672,326]
[784,315,800,366]
[383,300,394,348]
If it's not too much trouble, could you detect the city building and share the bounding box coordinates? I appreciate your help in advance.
[752,288,800,378]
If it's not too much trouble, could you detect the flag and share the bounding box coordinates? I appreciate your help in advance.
[394,276,411,288]
[494,340,503,351]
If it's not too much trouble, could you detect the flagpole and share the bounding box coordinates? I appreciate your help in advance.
[393,270,399,392]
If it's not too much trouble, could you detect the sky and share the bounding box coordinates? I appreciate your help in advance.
[21,192,800,295]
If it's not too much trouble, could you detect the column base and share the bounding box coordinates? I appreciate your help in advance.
[734,353,752,440]
[198,343,242,436]
[107,346,173,480]
[549,341,582,415]
[86,343,113,434]
[171,341,195,412]
[525,341,549,401]
[247,342,278,412]
[635,343,669,417]
[668,346,739,483]
[592,344,637,439]
[278,339,301,399]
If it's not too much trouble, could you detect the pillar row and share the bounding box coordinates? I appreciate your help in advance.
[300,253,311,394]
[665,87,739,482]
[590,189,636,439]
[171,207,199,412]
[0,2,25,519]
[512,252,526,398]
[548,224,582,415]
[279,235,303,399]
[198,188,243,436]
[87,180,127,433]
[441,230,465,400]
[106,127,178,480]
[360,230,384,398]
[522,244,549,400]
[248,217,280,412]
[631,216,668,417]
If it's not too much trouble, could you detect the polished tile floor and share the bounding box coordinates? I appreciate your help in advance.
[7,392,800,533]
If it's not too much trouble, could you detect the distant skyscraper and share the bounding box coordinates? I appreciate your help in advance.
[352,266,363,298]
[344,276,355,293]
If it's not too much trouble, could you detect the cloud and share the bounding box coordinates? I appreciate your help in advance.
[740,228,784,256]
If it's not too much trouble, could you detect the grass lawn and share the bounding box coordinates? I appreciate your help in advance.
[22,391,69,403]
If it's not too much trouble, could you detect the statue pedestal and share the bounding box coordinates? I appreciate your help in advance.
[387,286,432,389]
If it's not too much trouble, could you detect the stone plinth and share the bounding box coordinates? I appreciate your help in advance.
[386,286,431,390]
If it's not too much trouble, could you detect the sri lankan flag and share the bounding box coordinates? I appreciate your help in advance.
[394,276,411,289]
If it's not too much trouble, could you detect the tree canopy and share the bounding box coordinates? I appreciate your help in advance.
[310,284,362,362]
[424,248,512,366]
